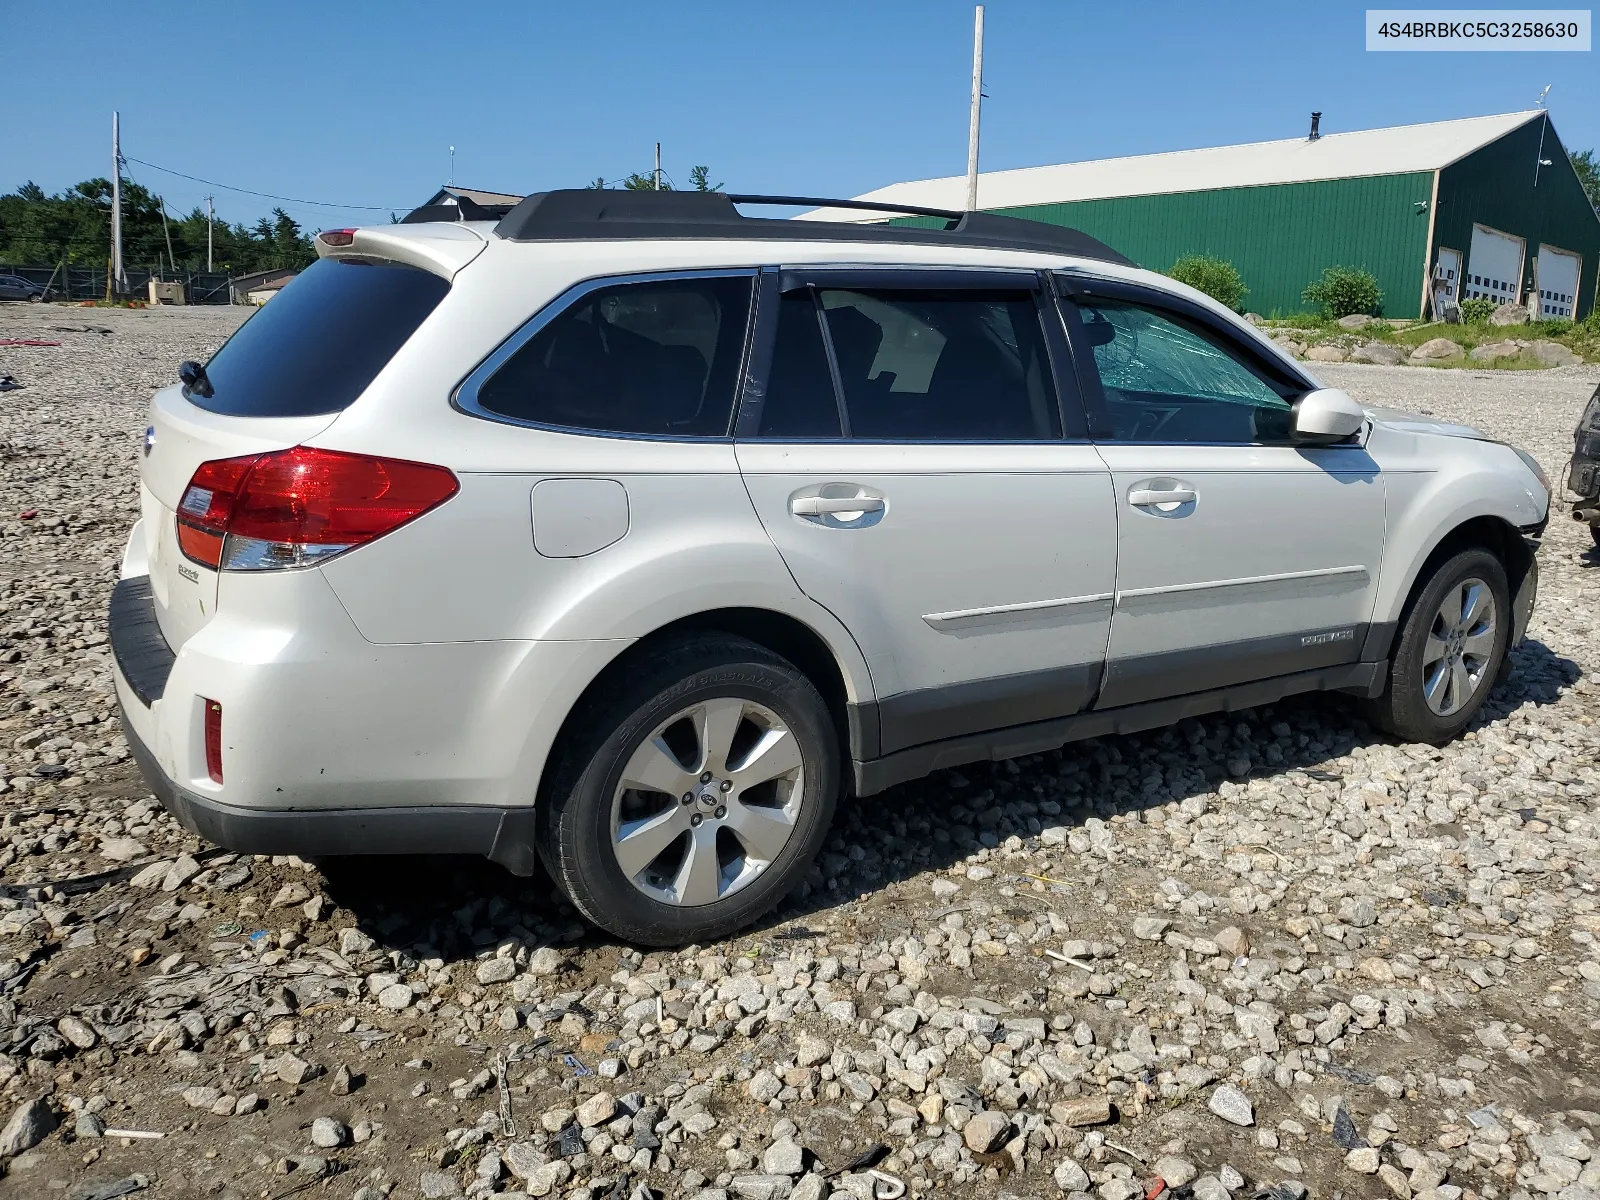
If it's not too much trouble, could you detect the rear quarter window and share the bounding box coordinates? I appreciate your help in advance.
[193,258,449,417]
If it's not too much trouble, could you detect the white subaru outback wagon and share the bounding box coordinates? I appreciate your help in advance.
[111,190,1549,945]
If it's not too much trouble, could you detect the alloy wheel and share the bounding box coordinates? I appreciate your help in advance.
[609,697,805,907]
[1421,576,1497,717]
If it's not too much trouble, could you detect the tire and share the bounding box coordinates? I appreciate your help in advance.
[1364,547,1510,744]
[1591,523,1599,549]
[537,634,839,946]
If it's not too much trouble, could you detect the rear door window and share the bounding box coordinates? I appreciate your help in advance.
[755,286,1060,441]
[195,258,449,417]
[470,275,754,437]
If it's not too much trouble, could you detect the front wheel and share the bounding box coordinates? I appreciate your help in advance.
[537,635,839,946]
[1364,547,1509,744]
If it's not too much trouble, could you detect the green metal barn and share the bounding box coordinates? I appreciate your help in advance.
[814,111,1600,321]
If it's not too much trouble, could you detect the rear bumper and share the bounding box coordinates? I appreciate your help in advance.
[106,561,625,877]
[115,693,540,873]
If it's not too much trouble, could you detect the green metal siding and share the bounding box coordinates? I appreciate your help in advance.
[899,172,1436,318]
[1435,114,1600,320]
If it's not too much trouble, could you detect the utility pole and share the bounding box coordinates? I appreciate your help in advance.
[206,195,214,272]
[965,5,985,212]
[110,111,125,296]
[654,142,662,190]
[158,197,176,275]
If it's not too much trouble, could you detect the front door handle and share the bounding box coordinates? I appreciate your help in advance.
[1128,487,1196,507]
[791,495,886,516]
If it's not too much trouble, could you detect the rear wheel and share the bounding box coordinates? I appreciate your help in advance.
[1364,548,1509,744]
[537,635,839,945]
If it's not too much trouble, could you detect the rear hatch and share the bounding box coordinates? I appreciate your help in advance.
[140,233,470,651]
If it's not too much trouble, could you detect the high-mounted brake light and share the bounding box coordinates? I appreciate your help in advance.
[176,447,458,572]
[318,229,356,247]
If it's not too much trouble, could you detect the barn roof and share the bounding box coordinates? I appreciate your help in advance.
[800,111,1545,222]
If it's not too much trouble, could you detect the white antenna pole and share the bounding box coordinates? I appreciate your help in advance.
[965,6,985,212]
[111,111,125,294]
[449,145,455,187]
[655,142,662,190]
[206,195,214,272]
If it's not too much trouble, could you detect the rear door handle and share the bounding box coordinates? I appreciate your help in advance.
[1128,487,1196,507]
[791,495,886,516]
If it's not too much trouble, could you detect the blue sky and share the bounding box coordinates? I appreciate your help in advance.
[4,1,1595,230]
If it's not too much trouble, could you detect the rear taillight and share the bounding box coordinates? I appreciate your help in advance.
[176,455,257,568]
[203,700,224,784]
[176,447,458,571]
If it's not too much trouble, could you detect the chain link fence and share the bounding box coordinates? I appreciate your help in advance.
[0,264,240,304]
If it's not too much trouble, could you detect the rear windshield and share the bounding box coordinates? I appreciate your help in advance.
[193,258,449,417]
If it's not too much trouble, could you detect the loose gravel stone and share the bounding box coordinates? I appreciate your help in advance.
[0,1096,56,1155]
[963,1109,1011,1152]
[309,1116,347,1148]
[1209,1085,1255,1127]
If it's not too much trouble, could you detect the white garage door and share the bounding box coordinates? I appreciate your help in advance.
[1536,245,1581,319]
[1466,225,1525,308]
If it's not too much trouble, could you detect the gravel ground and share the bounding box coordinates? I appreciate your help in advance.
[1,304,1598,1200]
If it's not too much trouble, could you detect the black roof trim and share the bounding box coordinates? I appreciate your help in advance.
[490,190,1134,266]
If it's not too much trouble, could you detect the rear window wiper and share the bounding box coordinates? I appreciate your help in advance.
[179,360,214,398]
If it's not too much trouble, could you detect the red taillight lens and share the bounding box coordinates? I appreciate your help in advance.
[177,455,259,568]
[203,700,223,784]
[175,447,458,572]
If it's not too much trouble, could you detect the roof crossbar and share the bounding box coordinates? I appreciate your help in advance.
[726,194,966,220]
[487,189,1134,266]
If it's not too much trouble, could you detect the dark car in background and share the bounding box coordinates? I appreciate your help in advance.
[0,275,45,302]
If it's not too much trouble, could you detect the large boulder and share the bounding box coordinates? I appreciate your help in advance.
[1409,337,1464,363]
[1488,302,1531,326]
[1336,313,1373,330]
[1529,339,1581,366]
[1468,340,1521,362]
[1305,344,1349,362]
[1350,342,1402,366]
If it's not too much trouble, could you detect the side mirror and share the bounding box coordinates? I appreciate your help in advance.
[1081,314,1118,347]
[1293,387,1364,443]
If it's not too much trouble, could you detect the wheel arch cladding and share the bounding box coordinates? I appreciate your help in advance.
[537,608,856,808]
[1366,513,1533,662]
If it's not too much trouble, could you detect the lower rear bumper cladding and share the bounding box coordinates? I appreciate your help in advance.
[114,689,543,885]
[118,702,541,875]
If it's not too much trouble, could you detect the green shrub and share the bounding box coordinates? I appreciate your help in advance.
[1167,255,1248,310]
[1302,266,1383,319]
[1529,317,1574,336]
[1459,297,1496,323]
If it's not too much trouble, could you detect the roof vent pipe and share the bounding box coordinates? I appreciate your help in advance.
[1309,112,1322,141]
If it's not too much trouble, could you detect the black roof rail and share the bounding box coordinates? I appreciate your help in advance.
[400,194,519,224]
[489,190,1134,266]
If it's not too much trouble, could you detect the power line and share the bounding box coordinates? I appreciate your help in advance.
[122,155,400,212]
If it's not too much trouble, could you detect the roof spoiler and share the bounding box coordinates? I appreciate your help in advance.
[488,190,1134,266]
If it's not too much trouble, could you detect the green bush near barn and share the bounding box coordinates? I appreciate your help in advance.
[1302,267,1384,319]
[1167,255,1248,311]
